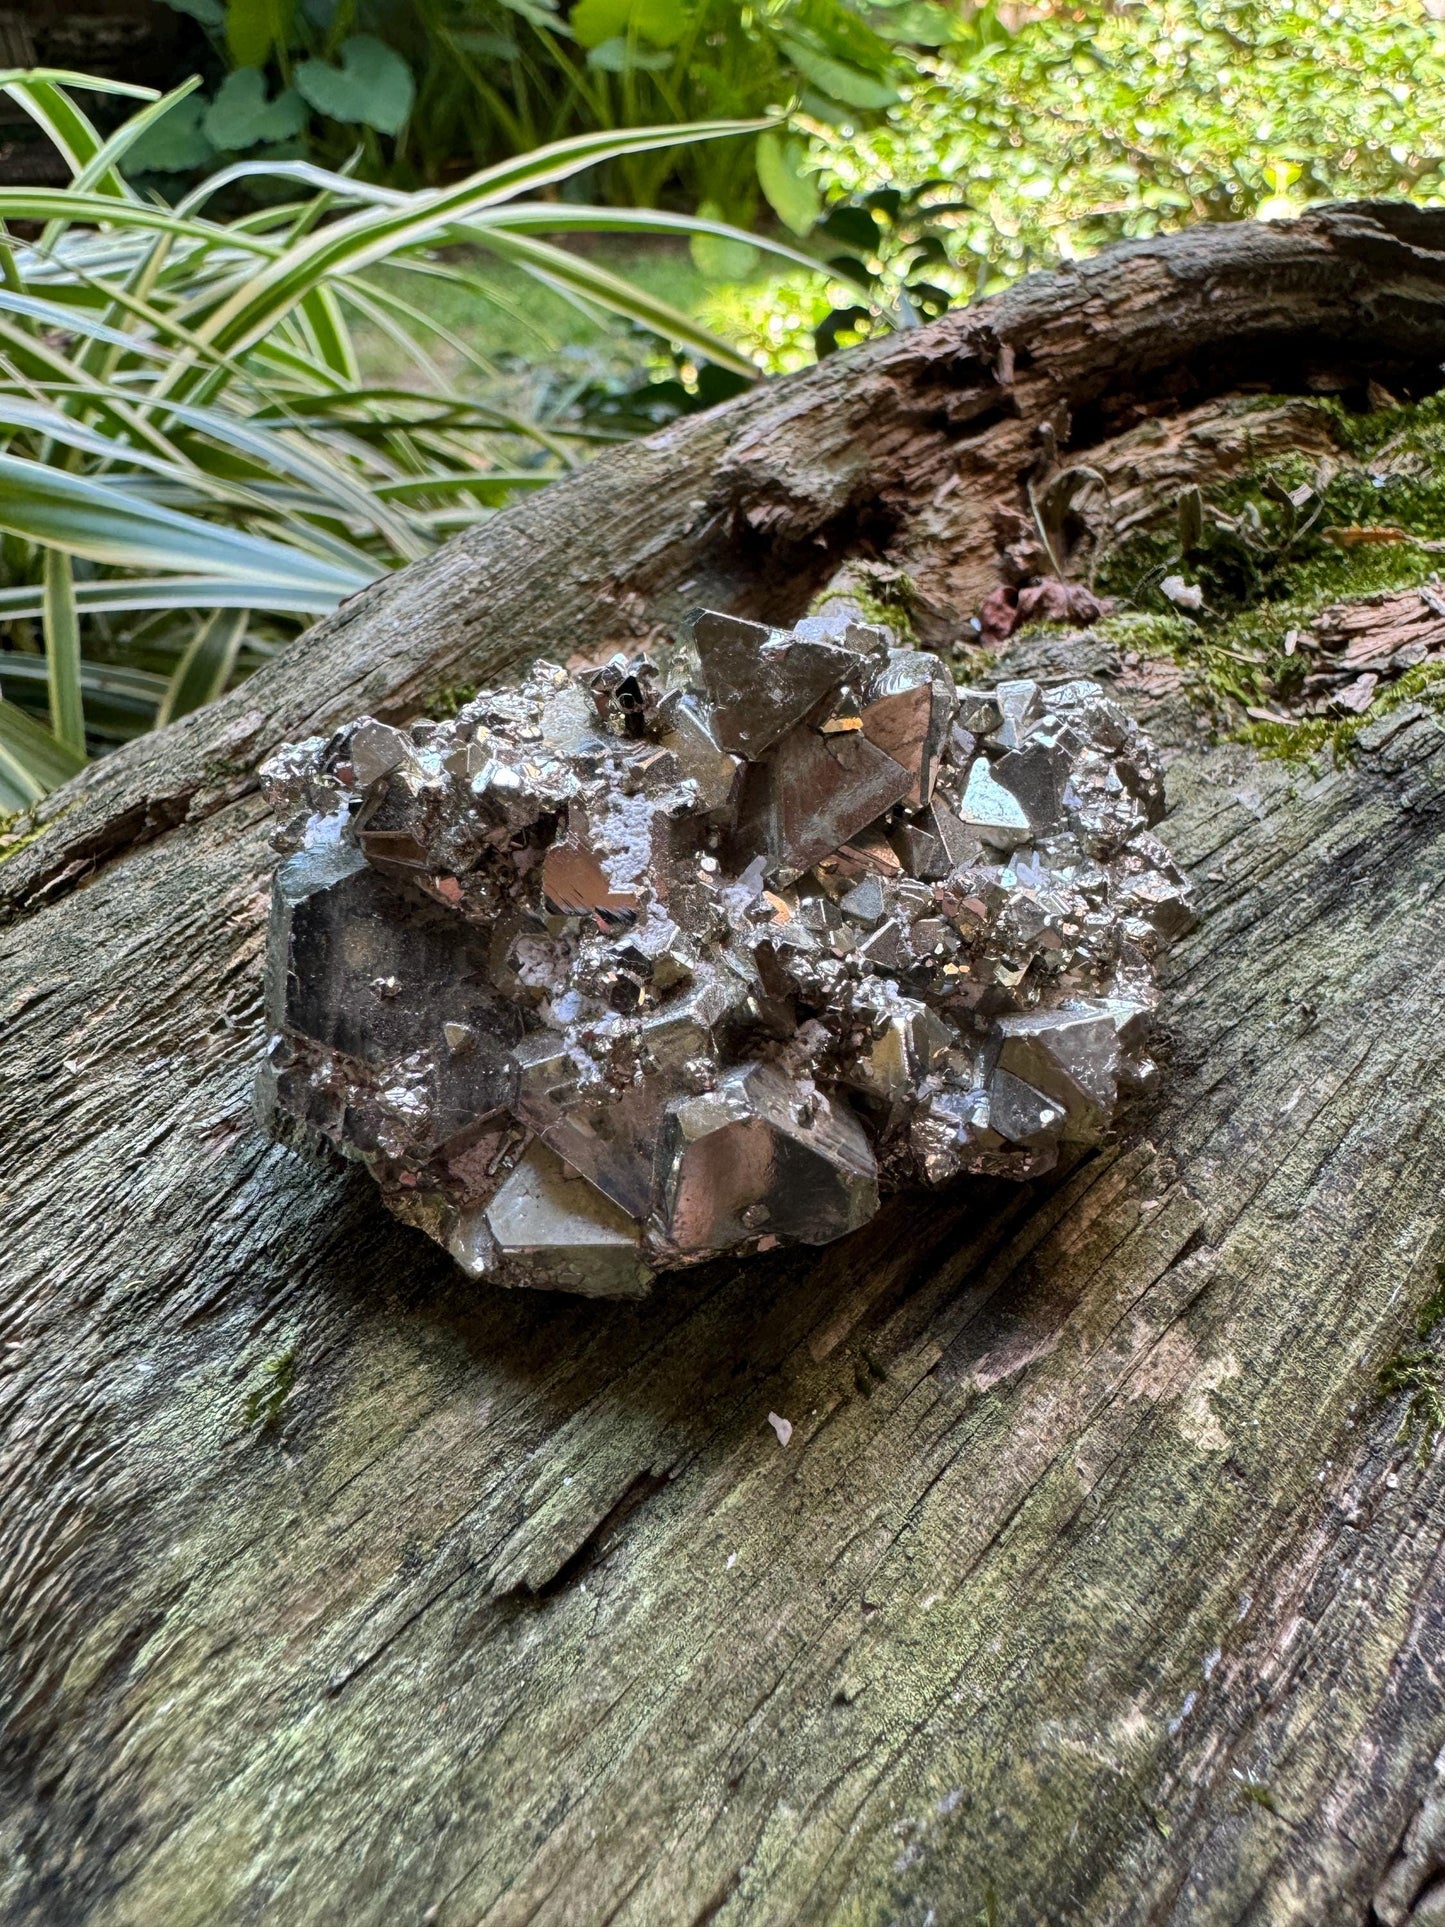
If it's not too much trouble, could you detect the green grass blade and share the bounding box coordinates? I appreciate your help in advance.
[42,79,200,249]
[0,190,271,252]
[41,548,84,755]
[0,576,337,618]
[0,72,148,197]
[486,203,846,281]
[0,68,157,102]
[0,398,396,565]
[0,452,373,594]
[0,285,171,358]
[157,608,248,725]
[195,120,767,359]
[0,651,171,715]
[299,286,359,383]
[0,694,85,806]
[468,229,759,377]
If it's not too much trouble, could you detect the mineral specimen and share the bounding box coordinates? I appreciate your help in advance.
[258,605,1190,1297]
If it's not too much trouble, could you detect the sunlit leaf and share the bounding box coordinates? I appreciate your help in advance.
[226,0,296,70]
[571,0,689,49]
[757,130,821,236]
[778,36,899,109]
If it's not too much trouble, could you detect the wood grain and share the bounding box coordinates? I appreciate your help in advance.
[5,204,1445,1926]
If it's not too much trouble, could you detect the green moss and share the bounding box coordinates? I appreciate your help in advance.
[1086,390,1445,747]
[427,683,478,721]
[1378,1349,1445,1465]
[1238,659,1445,765]
[1414,1262,1445,1339]
[244,1349,298,1433]
[1234,1775,1282,1815]
[0,802,66,869]
[810,566,919,643]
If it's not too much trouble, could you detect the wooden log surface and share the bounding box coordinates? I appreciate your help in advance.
[6,204,1445,1925]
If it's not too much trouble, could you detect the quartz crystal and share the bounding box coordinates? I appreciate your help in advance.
[258,607,1190,1297]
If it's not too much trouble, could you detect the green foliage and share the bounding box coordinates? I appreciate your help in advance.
[0,70,810,806]
[824,0,1445,285]
[1082,390,1445,735]
[203,67,307,150]
[756,129,821,236]
[729,0,1445,369]
[294,36,416,135]
[144,0,928,226]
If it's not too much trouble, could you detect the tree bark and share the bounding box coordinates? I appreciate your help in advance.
[5,202,1445,1926]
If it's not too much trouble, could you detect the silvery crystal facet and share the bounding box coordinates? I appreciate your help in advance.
[258,606,1190,1297]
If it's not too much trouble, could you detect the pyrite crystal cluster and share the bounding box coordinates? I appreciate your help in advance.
[259,607,1190,1298]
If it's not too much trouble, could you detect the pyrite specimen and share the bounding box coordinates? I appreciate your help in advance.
[259,607,1190,1297]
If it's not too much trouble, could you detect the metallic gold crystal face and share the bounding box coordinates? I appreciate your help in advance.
[257,607,1191,1296]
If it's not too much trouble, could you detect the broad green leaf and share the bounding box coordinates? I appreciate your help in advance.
[0,452,371,595]
[756,130,821,235]
[587,39,674,72]
[872,1,957,45]
[42,550,85,756]
[778,36,900,109]
[204,69,307,151]
[0,696,84,807]
[689,198,760,283]
[294,37,415,135]
[571,0,688,48]
[566,0,628,46]
[113,96,215,174]
[226,0,296,70]
[157,607,247,724]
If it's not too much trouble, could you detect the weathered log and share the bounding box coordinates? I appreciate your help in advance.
[5,204,1445,1926]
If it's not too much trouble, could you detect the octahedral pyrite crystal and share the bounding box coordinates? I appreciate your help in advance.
[258,606,1191,1298]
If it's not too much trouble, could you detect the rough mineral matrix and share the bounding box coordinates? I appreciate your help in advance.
[259,607,1191,1297]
